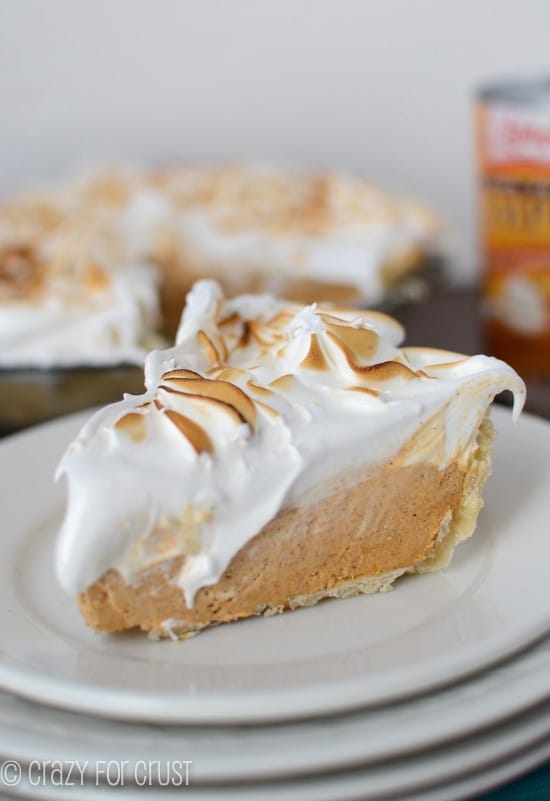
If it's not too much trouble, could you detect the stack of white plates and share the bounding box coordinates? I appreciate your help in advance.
[0,407,548,801]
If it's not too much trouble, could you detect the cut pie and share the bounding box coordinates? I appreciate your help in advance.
[56,280,525,638]
[0,162,440,356]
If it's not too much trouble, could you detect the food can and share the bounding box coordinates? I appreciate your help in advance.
[476,78,550,394]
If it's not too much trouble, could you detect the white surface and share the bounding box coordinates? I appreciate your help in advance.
[3,702,550,800]
[0,407,548,724]
[1,0,550,283]
[0,635,549,783]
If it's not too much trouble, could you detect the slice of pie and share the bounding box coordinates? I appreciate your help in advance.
[56,280,525,638]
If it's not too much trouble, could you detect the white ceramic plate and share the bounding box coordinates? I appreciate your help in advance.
[1,635,549,783]
[0,408,549,724]
[3,702,550,800]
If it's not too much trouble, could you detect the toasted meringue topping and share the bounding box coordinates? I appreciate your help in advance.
[114,412,148,443]
[159,164,437,239]
[163,410,214,455]
[301,334,331,371]
[0,244,45,301]
[56,280,525,606]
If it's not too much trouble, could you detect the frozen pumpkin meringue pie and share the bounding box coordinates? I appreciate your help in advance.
[1,162,440,344]
[56,280,525,637]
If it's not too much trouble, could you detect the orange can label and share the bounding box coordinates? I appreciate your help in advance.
[477,95,550,376]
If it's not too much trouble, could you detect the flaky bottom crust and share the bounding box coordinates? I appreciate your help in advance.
[78,417,494,638]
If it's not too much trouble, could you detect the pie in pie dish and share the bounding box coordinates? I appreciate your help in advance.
[56,280,525,638]
[0,163,440,428]
[0,162,440,357]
